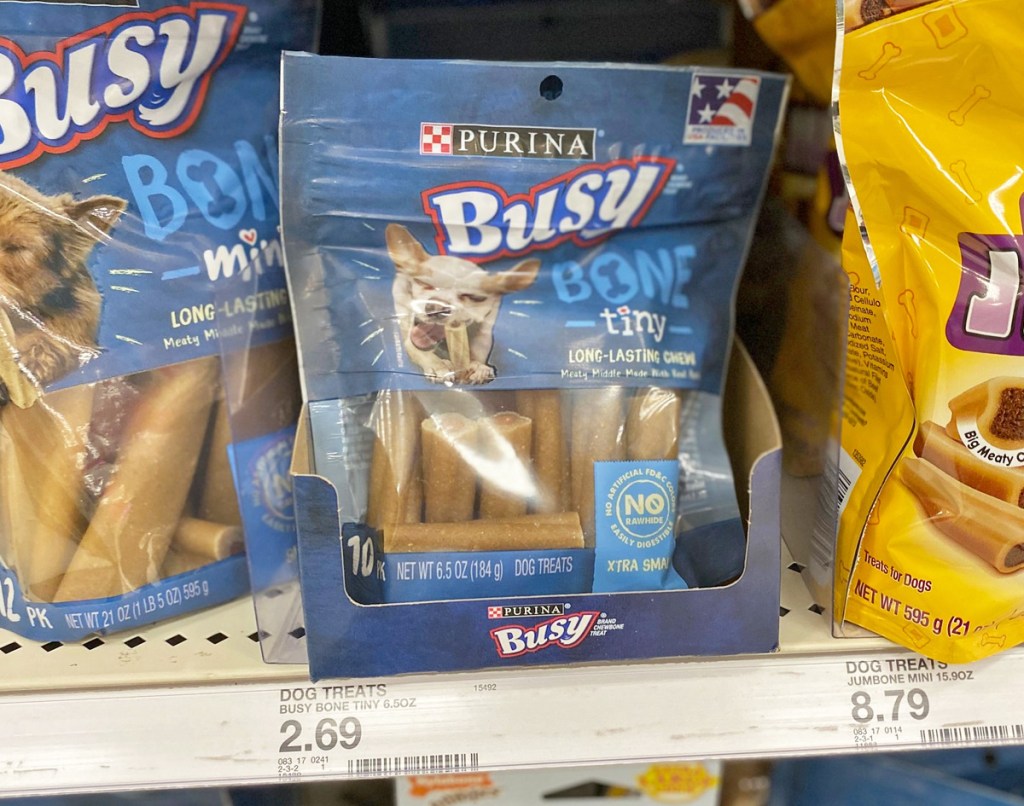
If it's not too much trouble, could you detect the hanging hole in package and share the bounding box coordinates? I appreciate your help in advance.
[280,54,790,678]
[0,0,319,642]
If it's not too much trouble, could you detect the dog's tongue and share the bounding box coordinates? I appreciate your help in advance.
[411,322,446,350]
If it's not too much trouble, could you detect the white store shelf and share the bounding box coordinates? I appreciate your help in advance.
[3,544,986,798]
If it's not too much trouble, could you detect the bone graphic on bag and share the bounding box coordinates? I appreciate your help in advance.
[901,456,1024,573]
[916,420,1024,507]
[946,377,1024,451]
[949,84,992,126]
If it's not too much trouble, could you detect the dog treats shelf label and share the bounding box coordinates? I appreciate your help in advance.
[0,0,318,641]
[836,0,1024,662]
[281,53,786,623]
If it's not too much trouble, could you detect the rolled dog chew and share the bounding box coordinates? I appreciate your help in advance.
[515,390,570,513]
[0,308,38,409]
[422,412,479,523]
[384,512,584,553]
[54,359,219,601]
[626,387,682,460]
[197,401,242,526]
[161,548,211,578]
[915,420,1024,507]
[900,456,1024,573]
[445,322,471,376]
[366,390,423,528]
[946,377,1024,450]
[570,388,627,547]
[173,517,244,560]
[478,411,533,519]
[1,385,94,601]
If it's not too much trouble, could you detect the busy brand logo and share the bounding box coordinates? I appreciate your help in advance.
[683,73,761,146]
[489,611,600,657]
[422,156,675,260]
[420,122,595,160]
[0,2,246,169]
[486,603,566,619]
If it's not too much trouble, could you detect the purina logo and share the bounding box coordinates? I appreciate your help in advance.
[420,122,596,160]
[0,2,245,169]
[683,73,761,147]
[489,610,601,658]
[487,603,566,619]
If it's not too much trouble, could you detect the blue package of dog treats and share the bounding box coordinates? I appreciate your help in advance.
[281,55,787,667]
[0,0,319,642]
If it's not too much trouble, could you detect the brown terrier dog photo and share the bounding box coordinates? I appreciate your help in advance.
[0,171,126,404]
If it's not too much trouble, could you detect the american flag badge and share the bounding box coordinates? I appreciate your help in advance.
[487,606,503,619]
[420,123,453,155]
[683,74,761,147]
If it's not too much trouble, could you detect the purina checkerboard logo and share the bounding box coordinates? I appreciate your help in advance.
[487,603,566,619]
[421,123,454,155]
[420,122,595,160]
[683,74,761,146]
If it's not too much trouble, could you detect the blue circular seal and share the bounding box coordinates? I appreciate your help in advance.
[609,469,675,548]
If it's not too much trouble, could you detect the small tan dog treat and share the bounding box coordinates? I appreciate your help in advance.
[0,308,39,409]
[173,517,244,560]
[915,420,1024,507]
[197,401,242,526]
[900,456,1024,573]
[1,385,94,601]
[478,411,533,519]
[384,512,584,553]
[161,548,211,578]
[367,390,424,528]
[54,359,219,601]
[515,389,570,513]
[445,322,471,377]
[422,412,479,523]
[571,388,627,547]
[946,377,1024,450]
[626,387,682,461]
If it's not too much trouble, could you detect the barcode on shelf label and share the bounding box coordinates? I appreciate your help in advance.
[347,752,480,777]
[920,725,1024,745]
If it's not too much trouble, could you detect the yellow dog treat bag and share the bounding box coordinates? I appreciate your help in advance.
[837,0,1024,662]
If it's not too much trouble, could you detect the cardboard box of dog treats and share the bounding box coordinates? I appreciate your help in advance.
[0,0,318,642]
[279,54,788,677]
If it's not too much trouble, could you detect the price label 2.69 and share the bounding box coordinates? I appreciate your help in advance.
[279,717,362,753]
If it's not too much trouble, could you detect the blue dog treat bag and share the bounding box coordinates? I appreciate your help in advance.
[281,55,787,662]
[0,0,319,641]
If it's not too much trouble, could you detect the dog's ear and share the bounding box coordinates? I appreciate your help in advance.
[386,224,431,276]
[64,195,128,239]
[483,258,541,294]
